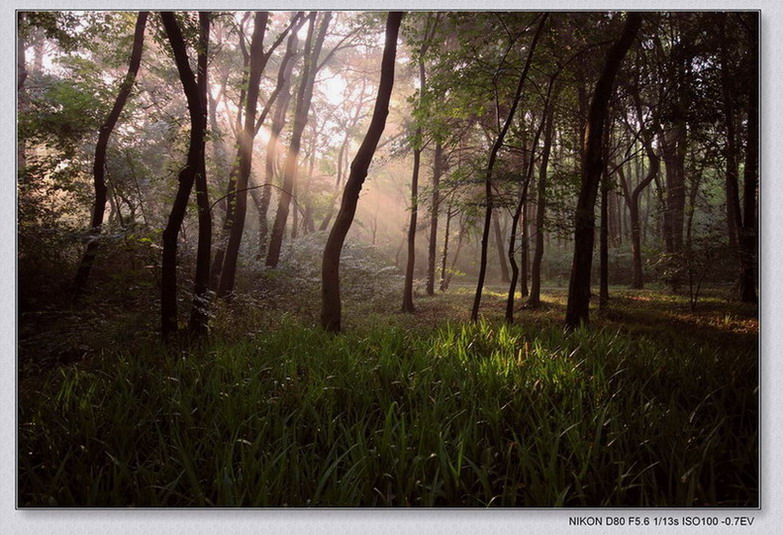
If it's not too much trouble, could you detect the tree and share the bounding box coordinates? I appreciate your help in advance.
[565,13,641,329]
[617,84,661,290]
[402,14,438,313]
[159,11,209,339]
[266,12,332,268]
[72,12,149,297]
[321,12,403,332]
[426,140,444,295]
[528,80,557,307]
[471,14,548,323]
[189,12,212,335]
[737,13,758,304]
[256,28,301,257]
[217,12,271,296]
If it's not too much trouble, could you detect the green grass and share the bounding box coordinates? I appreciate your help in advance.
[18,289,757,506]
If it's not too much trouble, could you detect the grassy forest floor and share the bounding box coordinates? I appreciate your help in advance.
[18,284,758,506]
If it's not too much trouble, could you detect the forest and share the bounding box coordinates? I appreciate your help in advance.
[17,10,758,507]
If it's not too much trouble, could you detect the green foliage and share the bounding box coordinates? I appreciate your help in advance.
[20,300,756,506]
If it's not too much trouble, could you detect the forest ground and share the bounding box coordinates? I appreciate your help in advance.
[18,284,758,506]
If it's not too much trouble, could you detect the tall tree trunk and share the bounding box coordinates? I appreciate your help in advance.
[159,12,207,339]
[738,13,758,304]
[444,222,467,291]
[402,17,438,312]
[189,13,212,335]
[439,202,454,292]
[72,12,148,297]
[720,17,741,251]
[300,124,318,235]
[529,91,555,307]
[402,146,420,313]
[519,203,529,297]
[209,57,248,290]
[493,217,510,283]
[621,90,661,289]
[267,12,331,267]
[506,71,553,321]
[426,141,443,295]
[565,13,640,329]
[217,12,273,296]
[472,13,547,322]
[321,12,402,332]
[258,28,300,257]
[662,126,686,255]
[599,166,610,309]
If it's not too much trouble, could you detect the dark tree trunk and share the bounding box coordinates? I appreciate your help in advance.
[738,14,758,304]
[159,12,207,339]
[217,12,272,296]
[519,204,529,298]
[622,89,661,289]
[439,202,454,292]
[258,28,300,257]
[472,13,547,323]
[189,13,212,335]
[444,222,467,291]
[208,59,247,291]
[402,37,433,313]
[720,17,741,251]
[661,126,686,255]
[321,12,402,332]
[493,217,510,284]
[506,70,553,321]
[529,92,555,307]
[402,146,420,313]
[73,12,148,297]
[565,13,640,329]
[599,167,609,309]
[426,141,443,295]
[267,12,331,267]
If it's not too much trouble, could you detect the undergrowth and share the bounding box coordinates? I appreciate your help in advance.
[19,314,757,506]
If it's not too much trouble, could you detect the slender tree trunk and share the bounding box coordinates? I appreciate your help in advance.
[209,58,248,290]
[738,13,758,304]
[300,125,318,236]
[444,222,467,291]
[258,29,300,256]
[426,141,443,295]
[217,12,274,296]
[493,217,510,283]
[402,147,421,312]
[159,12,207,339]
[529,93,555,307]
[721,27,741,250]
[520,203,529,297]
[565,13,640,329]
[402,48,431,312]
[321,12,402,332]
[189,13,212,335]
[472,13,547,322]
[267,12,331,267]
[619,87,661,289]
[439,203,454,292]
[599,166,610,309]
[72,12,148,297]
